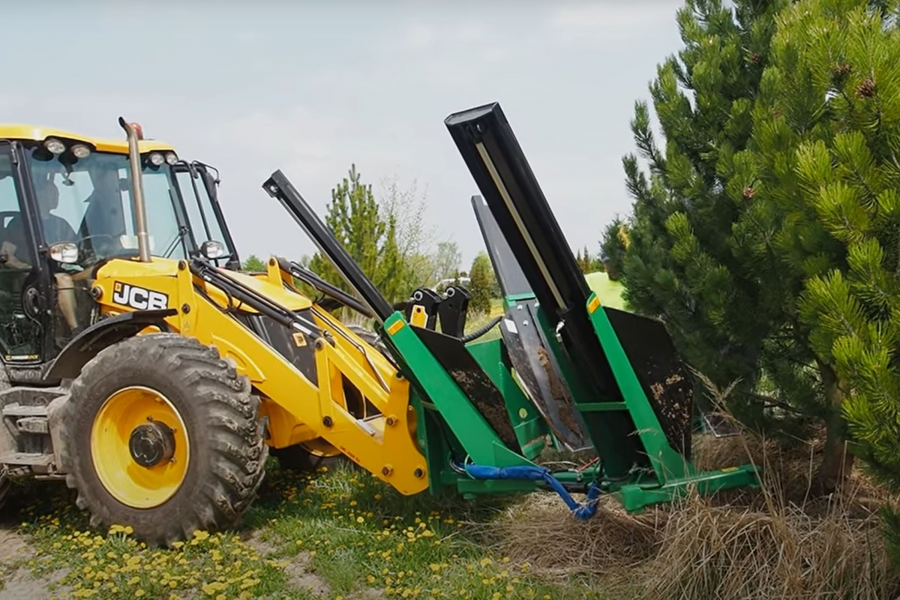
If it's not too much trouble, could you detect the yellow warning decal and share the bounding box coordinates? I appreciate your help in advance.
[387,320,405,336]
[410,305,427,327]
[588,296,602,314]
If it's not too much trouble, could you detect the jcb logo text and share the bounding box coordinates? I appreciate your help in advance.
[112,282,169,311]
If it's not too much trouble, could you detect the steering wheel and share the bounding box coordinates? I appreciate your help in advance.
[75,234,126,267]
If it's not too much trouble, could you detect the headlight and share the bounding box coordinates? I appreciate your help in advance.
[148,152,165,167]
[44,138,66,155]
[165,152,178,165]
[200,240,226,259]
[71,144,91,159]
[49,242,79,264]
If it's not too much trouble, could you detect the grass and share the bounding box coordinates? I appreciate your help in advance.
[4,428,899,599]
[2,456,606,600]
[462,298,504,342]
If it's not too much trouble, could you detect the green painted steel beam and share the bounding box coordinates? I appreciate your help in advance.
[577,402,628,413]
[466,338,550,460]
[585,292,692,482]
[383,312,531,470]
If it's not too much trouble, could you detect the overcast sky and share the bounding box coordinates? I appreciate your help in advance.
[2,0,683,270]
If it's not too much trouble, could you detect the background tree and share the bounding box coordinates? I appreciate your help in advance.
[308,164,406,305]
[468,252,496,315]
[378,175,439,293]
[432,241,462,284]
[575,246,603,274]
[242,254,267,272]
[600,217,629,280]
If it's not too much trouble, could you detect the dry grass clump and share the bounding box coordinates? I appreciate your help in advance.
[643,493,897,600]
[487,493,664,578]
[488,429,900,599]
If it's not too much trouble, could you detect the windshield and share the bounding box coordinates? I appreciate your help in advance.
[26,147,190,265]
[175,168,228,253]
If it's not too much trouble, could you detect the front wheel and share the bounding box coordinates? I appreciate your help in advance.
[59,333,268,547]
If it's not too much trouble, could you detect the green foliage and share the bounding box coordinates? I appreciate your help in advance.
[242,254,267,272]
[308,165,407,305]
[308,168,463,314]
[377,175,441,295]
[468,252,496,315]
[605,0,799,433]
[769,0,900,559]
[611,0,900,502]
[575,245,604,274]
[599,217,629,280]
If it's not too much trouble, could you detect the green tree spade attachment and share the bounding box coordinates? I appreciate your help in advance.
[263,102,758,518]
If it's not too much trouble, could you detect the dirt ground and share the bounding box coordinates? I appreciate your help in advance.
[0,521,69,600]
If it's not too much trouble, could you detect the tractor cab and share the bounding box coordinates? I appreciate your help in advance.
[0,125,237,379]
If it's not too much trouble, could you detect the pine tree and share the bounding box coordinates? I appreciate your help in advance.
[611,0,900,493]
[765,0,900,553]
[603,0,798,435]
[600,217,629,280]
[241,254,267,272]
[309,164,407,305]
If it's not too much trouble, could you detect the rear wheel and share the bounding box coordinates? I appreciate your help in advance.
[60,333,267,547]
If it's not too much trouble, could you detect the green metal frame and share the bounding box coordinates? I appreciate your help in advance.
[382,287,758,514]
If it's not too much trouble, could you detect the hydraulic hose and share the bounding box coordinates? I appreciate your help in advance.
[460,316,502,343]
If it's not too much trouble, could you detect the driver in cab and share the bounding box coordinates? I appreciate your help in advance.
[2,176,83,335]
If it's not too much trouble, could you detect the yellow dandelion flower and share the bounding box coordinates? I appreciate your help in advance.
[135,591,145,598]
[357,516,365,524]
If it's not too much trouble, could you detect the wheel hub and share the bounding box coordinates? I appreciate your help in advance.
[129,420,176,468]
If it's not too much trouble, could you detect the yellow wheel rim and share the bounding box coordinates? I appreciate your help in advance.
[90,386,190,509]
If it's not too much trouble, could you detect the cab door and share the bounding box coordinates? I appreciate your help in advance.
[172,162,240,270]
[0,142,47,364]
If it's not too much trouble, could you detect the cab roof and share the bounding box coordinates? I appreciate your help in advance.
[0,123,174,154]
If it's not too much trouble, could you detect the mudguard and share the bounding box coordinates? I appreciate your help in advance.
[44,309,177,380]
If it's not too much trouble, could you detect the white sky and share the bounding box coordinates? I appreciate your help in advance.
[1,0,683,269]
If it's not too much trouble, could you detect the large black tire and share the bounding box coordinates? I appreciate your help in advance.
[59,333,267,547]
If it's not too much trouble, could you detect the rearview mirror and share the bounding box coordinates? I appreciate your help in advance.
[49,242,79,264]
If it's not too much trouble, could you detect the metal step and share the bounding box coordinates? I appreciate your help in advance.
[2,403,49,418]
[16,417,49,434]
[0,452,53,467]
